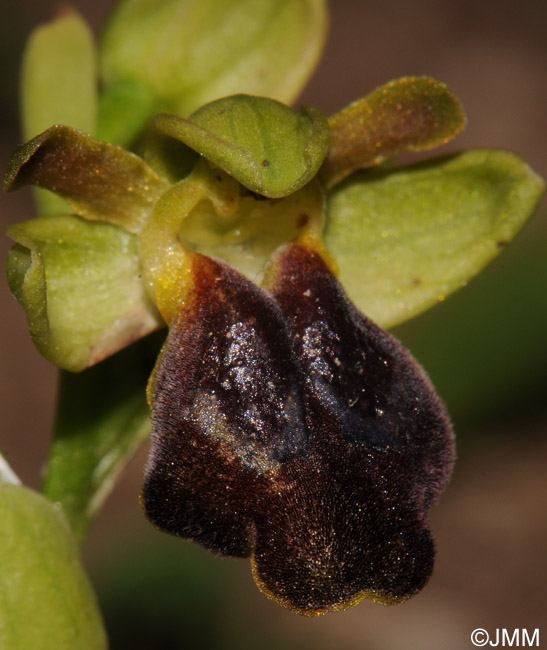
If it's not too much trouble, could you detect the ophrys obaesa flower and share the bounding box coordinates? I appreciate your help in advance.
[3,0,544,617]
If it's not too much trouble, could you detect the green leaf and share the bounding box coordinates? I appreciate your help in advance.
[0,483,107,649]
[325,149,545,328]
[321,77,466,188]
[42,332,163,541]
[100,0,327,117]
[145,96,329,197]
[4,126,168,234]
[7,215,162,372]
[21,9,97,215]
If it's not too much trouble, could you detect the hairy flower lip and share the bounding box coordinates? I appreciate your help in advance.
[142,243,454,615]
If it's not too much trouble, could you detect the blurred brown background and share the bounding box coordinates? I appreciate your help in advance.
[1,1,546,649]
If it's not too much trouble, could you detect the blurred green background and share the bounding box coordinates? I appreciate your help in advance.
[1,1,546,648]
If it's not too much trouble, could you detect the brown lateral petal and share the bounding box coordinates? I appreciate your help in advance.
[142,245,454,615]
[4,125,168,233]
[321,76,466,188]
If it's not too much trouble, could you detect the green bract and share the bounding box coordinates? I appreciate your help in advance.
[0,483,107,650]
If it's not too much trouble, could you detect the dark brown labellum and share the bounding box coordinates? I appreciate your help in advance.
[141,245,454,615]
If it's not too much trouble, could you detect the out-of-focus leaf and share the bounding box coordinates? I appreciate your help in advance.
[21,9,97,215]
[97,79,158,147]
[0,483,107,650]
[7,215,162,372]
[321,77,466,188]
[21,10,97,140]
[4,126,168,233]
[145,96,329,197]
[42,332,164,541]
[100,0,327,117]
[325,149,545,328]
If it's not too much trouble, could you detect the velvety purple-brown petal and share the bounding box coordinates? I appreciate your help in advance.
[142,244,454,616]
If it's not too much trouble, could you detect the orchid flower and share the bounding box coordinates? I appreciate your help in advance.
[3,0,544,618]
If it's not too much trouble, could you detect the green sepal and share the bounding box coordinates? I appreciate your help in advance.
[0,483,107,649]
[144,95,329,197]
[100,0,327,117]
[42,331,164,542]
[4,125,169,234]
[321,77,466,188]
[325,149,545,328]
[21,9,97,216]
[7,215,162,372]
